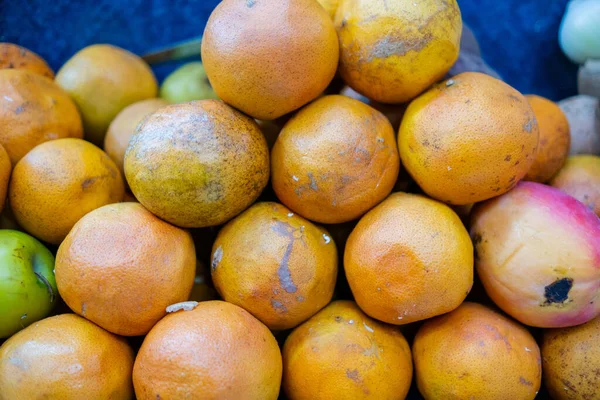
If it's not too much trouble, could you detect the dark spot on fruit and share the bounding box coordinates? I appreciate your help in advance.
[15,105,25,114]
[211,246,223,271]
[368,32,433,61]
[509,176,516,183]
[341,18,347,28]
[544,278,573,304]
[493,187,501,192]
[271,221,298,293]
[307,172,318,191]
[8,62,14,69]
[519,377,533,386]
[335,316,342,322]
[422,139,430,147]
[504,155,512,162]
[271,299,287,313]
[509,94,522,102]
[81,176,98,189]
[346,369,361,382]
[472,233,482,245]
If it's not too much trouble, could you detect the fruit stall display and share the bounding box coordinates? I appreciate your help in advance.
[1,0,599,399]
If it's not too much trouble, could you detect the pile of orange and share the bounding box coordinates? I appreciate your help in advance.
[0,1,599,399]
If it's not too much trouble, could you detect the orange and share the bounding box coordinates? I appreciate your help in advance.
[542,316,600,400]
[413,302,542,400]
[0,43,54,78]
[334,0,461,104]
[283,300,413,400]
[55,202,196,336]
[524,95,570,182]
[344,192,473,325]
[0,313,134,400]
[202,0,339,120]
[550,155,600,216]
[125,100,269,228]
[399,72,539,205]
[56,44,157,145]
[0,144,11,213]
[0,69,83,164]
[211,201,337,330]
[9,138,124,244]
[133,301,282,400]
[104,98,168,179]
[271,95,400,224]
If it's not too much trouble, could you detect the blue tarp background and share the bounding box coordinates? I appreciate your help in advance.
[1,0,578,101]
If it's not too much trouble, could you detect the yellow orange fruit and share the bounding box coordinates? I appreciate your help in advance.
[125,100,269,228]
[413,302,542,400]
[550,155,600,216]
[271,95,399,223]
[55,202,196,336]
[283,300,413,400]
[542,316,600,400]
[0,313,134,400]
[9,138,124,244]
[524,95,570,182]
[0,144,11,212]
[211,202,337,330]
[0,69,83,164]
[334,0,461,104]
[56,44,157,145]
[202,0,339,120]
[133,301,282,400]
[0,43,54,78]
[344,192,473,325]
[104,98,168,179]
[399,72,539,205]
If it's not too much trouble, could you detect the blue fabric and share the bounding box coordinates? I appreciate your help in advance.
[0,0,577,101]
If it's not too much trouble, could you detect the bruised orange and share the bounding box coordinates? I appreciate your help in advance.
[125,100,269,228]
[133,301,282,400]
[399,72,539,205]
[104,98,168,179]
[0,314,134,400]
[413,302,542,400]
[550,155,600,216]
[0,69,83,164]
[283,300,413,400]
[524,95,570,182]
[344,192,473,325]
[335,0,461,104]
[9,138,124,244]
[211,202,337,330]
[271,95,399,224]
[0,43,54,78]
[202,0,339,120]
[542,316,600,400]
[55,202,196,336]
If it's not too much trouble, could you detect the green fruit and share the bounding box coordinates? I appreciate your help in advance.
[0,230,56,338]
[159,62,218,103]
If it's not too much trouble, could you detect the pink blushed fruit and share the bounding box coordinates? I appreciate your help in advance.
[470,181,600,328]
